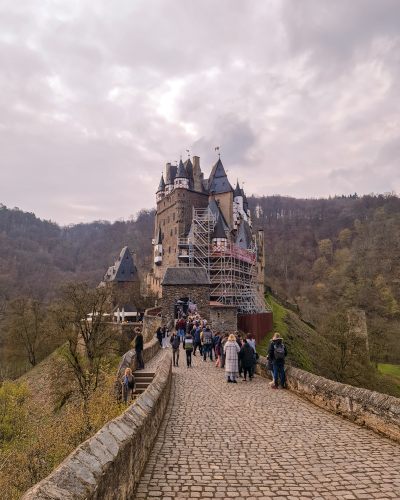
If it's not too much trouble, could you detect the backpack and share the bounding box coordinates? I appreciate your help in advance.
[274,342,285,359]
[128,377,135,389]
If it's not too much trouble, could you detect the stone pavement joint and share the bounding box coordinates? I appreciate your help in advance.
[134,348,400,500]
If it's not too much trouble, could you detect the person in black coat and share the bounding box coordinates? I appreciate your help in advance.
[239,342,255,381]
[267,333,288,389]
[156,326,163,347]
[134,328,144,370]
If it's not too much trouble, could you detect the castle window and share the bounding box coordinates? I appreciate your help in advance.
[167,216,170,223]
[163,219,165,226]
[179,180,182,184]
[163,249,164,255]
[178,193,180,197]
[174,227,177,235]
[162,232,164,240]
[173,213,175,220]
[170,229,173,236]
[168,246,171,254]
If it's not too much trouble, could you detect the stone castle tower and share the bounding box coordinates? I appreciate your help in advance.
[146,154,266,313]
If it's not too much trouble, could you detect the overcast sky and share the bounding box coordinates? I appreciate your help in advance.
[1,0,399,224]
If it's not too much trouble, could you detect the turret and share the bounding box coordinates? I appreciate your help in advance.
[165,163,174,196]
[242,190,249,213]
[154,228,162,266]
[211,216,228,252]
[233,180,243,211]
[156,174,165,203]
[174,158,189,190]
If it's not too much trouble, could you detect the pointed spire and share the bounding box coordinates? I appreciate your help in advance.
[175,158,187,178]
[157,173,165,193]
[212,215,227,240]
[234,179,242,198]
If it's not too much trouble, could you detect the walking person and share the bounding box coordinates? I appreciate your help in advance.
[177,317,186,341]
[245,333,257,377]
[224,334,240,383]
[268,332,287,389]
[121,367,136,403]
[193,325,202,356]
[239,340,255,381]
[134,328,145,370]
[183,330,194,367]
[170,330,180,367]
[202,326,214,361]
[156,326,163,347]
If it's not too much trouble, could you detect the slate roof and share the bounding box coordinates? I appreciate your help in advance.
[157,174,165,193]
[201,198,230,231]
[235,220,253,250]
[166,164,177,184]
[161,267,211,286]
[208,158,233,194]
[184,158,193,179]
[212,215,227,239]
[175,159,187,179]
[103,246,138,282]
[233,180,242,198]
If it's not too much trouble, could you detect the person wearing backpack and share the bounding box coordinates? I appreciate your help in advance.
[267,332,287,389]
[183,331,194,367]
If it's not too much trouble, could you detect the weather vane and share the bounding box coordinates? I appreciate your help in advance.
[215,145,223,158]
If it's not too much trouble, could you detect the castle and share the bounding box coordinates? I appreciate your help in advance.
[146,154,267,317]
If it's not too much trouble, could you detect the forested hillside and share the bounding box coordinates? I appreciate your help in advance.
[0,204,155,376]
[1,192,400,378]
[249,192,400,366]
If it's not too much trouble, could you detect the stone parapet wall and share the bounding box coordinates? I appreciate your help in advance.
[21,351,173,500]
[255,356,400,443]
[142,307,162,343]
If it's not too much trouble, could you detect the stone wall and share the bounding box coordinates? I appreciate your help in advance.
[21,352,173,500]
[209,305,237,333]
[142,307,162,343]
[255,356,400,443]
[161,285,210,327]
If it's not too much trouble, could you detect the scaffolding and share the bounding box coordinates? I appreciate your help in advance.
[177,207,270,314]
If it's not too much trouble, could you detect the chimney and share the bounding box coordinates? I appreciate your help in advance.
[166,163,171,181]
[193,156,203,192]
[131,252,137,267]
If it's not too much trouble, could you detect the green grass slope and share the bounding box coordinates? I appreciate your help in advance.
[256,297,330,374]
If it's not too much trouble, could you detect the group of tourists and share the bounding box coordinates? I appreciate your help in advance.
[158,313,288,387]
[122,316,288,403]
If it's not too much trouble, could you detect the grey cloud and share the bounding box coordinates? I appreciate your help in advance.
[0,0,399,223]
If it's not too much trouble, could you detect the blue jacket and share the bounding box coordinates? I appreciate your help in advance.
[193,328,202,343]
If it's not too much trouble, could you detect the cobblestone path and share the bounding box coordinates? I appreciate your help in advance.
[134,351,400,500]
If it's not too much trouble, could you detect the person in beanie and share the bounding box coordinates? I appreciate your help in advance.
[224,334,240,383]
[170,330,180,367]
[268,332,287,389]
[239,340,255,381]
[183,330,194,367]
[134,328,144,370]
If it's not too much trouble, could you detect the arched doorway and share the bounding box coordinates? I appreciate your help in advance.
[174,297,197,319]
